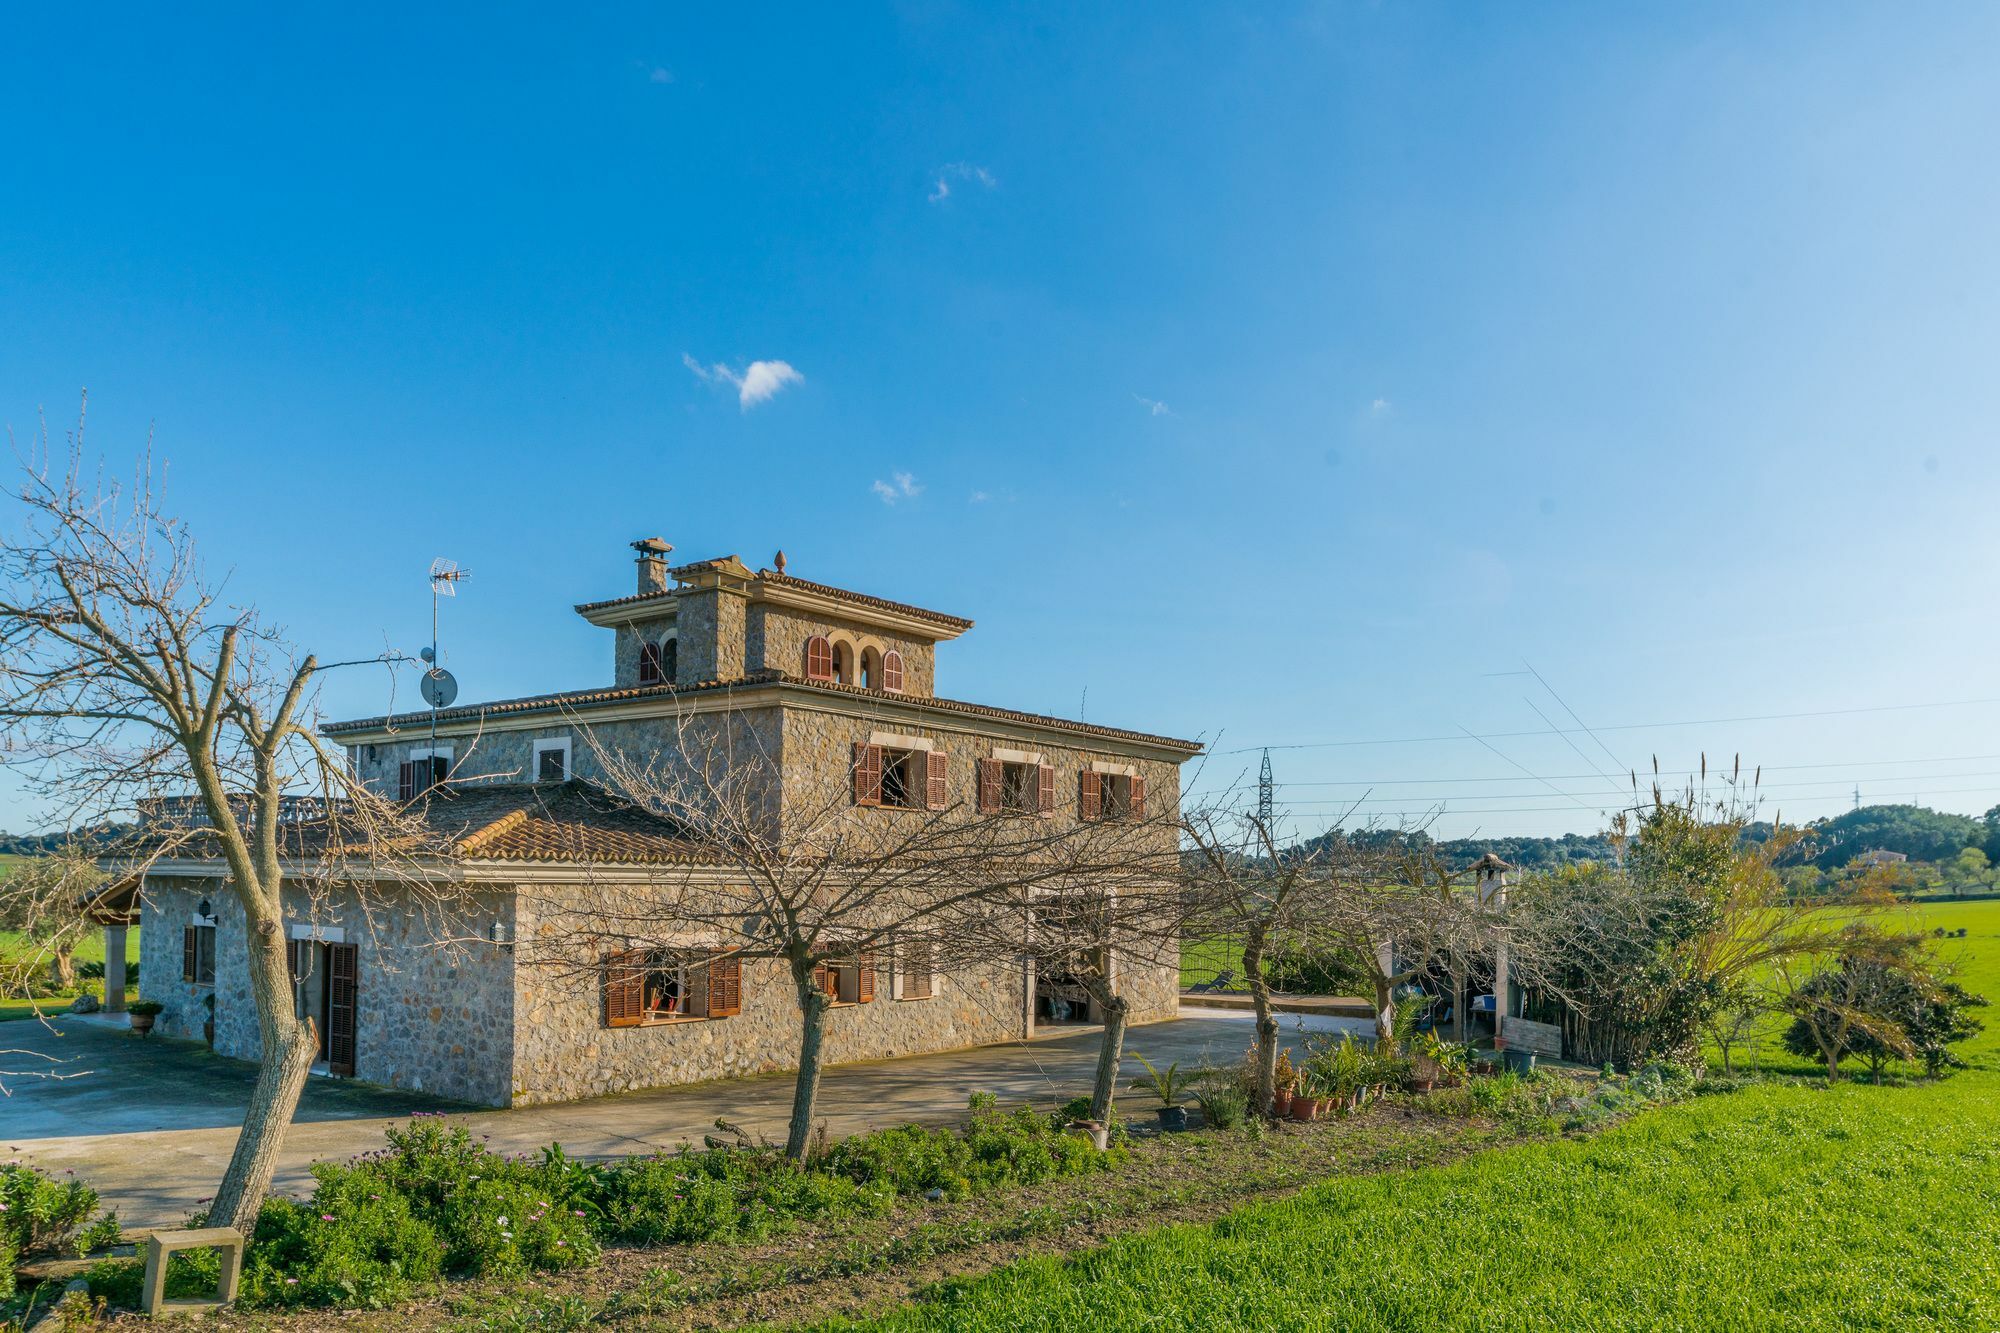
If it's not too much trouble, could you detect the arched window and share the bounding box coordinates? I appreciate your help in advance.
[861,647,881,690]
[805,635,833,681]
[659,638,677,684]
[638,641,663,685]
[881,650,905,694]
[832,640,854,685]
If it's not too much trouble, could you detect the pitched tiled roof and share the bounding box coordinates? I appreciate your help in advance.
[573,567,974,632]
[125,782,722,869]
[321,673,1201,754]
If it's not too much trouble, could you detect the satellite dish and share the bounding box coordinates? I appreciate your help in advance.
[421,668,459,709]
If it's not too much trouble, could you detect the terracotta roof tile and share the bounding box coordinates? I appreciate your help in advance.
[321,673,1200,754]
[573,567,974,632]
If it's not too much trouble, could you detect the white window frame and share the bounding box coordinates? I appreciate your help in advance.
[532,736,572,783]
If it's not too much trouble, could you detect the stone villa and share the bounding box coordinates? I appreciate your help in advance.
[122,543,1200,1107]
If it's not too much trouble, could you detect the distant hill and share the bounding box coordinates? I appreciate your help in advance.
[0,825,133,858]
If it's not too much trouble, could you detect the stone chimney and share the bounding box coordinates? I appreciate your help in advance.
[631,537,673,595]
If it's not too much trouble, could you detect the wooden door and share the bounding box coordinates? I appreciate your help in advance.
[326,943,358,1077]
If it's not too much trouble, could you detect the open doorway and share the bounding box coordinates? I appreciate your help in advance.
[1032,948,1105,1027]
[286,937,358,1077]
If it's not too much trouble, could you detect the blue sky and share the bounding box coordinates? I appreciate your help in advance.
[6,3,2000,839]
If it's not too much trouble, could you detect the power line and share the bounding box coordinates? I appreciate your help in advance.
[1185,752,2000,792]
[1219,695,2000,755]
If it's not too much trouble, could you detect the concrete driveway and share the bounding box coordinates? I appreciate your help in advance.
[1,1006,1367,1229]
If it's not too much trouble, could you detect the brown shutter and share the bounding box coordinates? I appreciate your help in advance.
[857,947,876,1003]
[882,650,905,693]
[326,943,359,1077]
[1130,774,1147,820]
[926,750,948,810]
[707,949,742,1017]
[397,761,415,802]
[977,758,1002,813]
[1038,764,1057,816]
[1079,770,1102,821]
[853,742,884,806]
[603,951,644,1028]
[813,961,836,998]
[183,926,198,983]
[902,937,934,1000]
[806,635,833,681]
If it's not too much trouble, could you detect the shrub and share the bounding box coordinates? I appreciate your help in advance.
[237,1172,445,1307]
[0,1162,105,1257]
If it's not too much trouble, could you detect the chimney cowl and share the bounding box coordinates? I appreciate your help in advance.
[632,537,673,594]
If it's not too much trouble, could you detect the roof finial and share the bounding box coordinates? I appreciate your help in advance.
[774,550,788,576]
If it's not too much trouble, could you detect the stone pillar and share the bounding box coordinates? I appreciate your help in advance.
[104,922,128,1012]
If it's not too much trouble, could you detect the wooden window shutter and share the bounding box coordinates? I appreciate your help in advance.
[902,937,934,1000]
[925,750,948,810]
[813,961,836,998]
[857,947,877,1003]
[638,642,662,684]
[707,949,742,1017]
[603,951,644,1028]
[1038,764,1057,816]
[397,761,415,802]
[805,635,833,681]
[1079,770,1102,821]
[882,650,905,693]
[1130,774,1147,820]
[977,758,1002,813]
[853,742,884,806]
[183,926,198,983]
[326,943,359,1077]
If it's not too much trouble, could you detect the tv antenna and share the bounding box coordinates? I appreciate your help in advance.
[423,559,470,753]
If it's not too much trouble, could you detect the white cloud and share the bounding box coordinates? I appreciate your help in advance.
[649,66,674,84]
[928,162,997,204]
[872,471,923,505]
[1371,397,1392,415]
[968,490,990,504]
[683,354,804,410]
[1134,394,1174,417]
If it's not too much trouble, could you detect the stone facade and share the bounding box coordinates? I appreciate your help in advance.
[746,603,937,697]
[137,877,516,1106]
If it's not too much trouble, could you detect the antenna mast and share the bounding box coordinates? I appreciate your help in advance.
[423,559,471,760]
[1257,748,1274,828]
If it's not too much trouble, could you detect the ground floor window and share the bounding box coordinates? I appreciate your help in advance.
[182,922,216,985]
[896,935,936,1000]
[813,947,878,1004]
[604,948,742,1027]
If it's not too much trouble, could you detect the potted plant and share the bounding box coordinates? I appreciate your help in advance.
[1288,1070,1322,1122]
[127,1000,164,1036]
[1129,1054,1190,1132]
[1502,1047,1537,1076]
[1271,1049,1297,1118]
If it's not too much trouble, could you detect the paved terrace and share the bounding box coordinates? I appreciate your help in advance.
[1,1006,1370,1229]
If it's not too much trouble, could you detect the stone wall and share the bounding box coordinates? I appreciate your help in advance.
[138,876,518,1106]
[675,585,747,685]
[747,604,938,697]
[614,614,678,687]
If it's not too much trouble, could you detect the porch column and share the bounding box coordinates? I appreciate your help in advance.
[103,922,128,1013]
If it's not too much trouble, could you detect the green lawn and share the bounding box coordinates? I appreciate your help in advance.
[0,924,141,1022]
[835,900,2000,1332]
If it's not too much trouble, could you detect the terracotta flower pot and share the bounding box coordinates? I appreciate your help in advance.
[1289,1095,1320,1123]
[1272,1088,1294,1117]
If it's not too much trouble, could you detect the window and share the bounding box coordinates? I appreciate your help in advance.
[603,948,742,1027]
[896,934,936,1001]
[533,737,571,783]
[979,758,1052,815]
[881,650,905,694]
[638,641,662,684]
[660,638,677,682]
[854,743,947,810]
[861,647,879,690]
[398,750,450,801]
[182,922,217,986]
[832,640,854,685]
[805,635,834,681]
[814,947,878,1004]
[1080,771,1146,821]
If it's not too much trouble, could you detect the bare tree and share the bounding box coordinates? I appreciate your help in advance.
[0,846,103,998]
[523,714,1141,1159]
[0,406,452,1230]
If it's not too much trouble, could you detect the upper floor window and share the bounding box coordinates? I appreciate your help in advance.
[881,650,905,694]
[638,638,676,685]
[398,750,450,801]
[533,736,571,783]
[978,758,1053,816]
[832,640,855,685]
[861,647,880,690]
[853,743,947,810]
[1080,771,1146,821]
[805,635,834,681]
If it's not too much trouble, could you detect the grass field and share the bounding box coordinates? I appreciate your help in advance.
[839,900,2000,1332]
[0,925,141,1022]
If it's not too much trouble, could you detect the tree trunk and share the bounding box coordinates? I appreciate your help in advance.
[1089,992,1130,1122]
[207,916,316,1233]
[1373,976,1395,1041]
[1243,933,1278,1114]
[51,947,76,991]
[785,962,833,1160]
